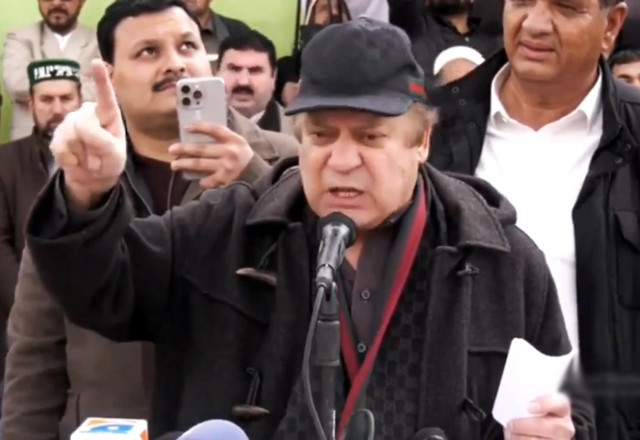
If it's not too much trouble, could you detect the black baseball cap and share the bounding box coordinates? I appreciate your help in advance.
[285,17,427,117]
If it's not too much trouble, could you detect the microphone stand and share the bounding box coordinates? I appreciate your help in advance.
[313,271,341,440]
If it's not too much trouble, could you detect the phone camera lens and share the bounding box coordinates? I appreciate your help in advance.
[193,90,203,100]
[182,97,191,106]
[181,85,190,94]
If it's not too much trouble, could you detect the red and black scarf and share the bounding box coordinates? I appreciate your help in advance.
[271,179,430,439]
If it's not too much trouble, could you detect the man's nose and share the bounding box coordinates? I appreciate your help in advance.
[521,2,554,35]
[165,49,187,75]
[326,139,362,172]
[237,69,251,85]
[51,99,64,115]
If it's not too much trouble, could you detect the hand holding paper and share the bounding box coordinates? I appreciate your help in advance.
[492,338,576,439]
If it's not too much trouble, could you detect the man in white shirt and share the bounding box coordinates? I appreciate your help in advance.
[2,0,99,140]
[428,1,640,439]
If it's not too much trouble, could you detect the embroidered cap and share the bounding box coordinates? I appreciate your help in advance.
[28,59,81,88]
[285,17,427,117]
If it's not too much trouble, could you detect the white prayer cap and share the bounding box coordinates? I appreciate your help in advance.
[433,46,485,76]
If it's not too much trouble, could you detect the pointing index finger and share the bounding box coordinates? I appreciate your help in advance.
[91,59,120,129]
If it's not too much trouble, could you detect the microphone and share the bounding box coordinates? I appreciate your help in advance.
[177,420,249,440]
[303,213,357,440]
[315,212,357,288]
[412,428,448,440]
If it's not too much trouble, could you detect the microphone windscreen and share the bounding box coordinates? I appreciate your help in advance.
[177,420,249,440]
[317,212,357,246]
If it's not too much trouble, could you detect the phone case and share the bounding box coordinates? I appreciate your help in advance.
[176,77,228,180]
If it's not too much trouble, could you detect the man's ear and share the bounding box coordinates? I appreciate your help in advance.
[416,126,431,164]
[602,3,628,54]
[103,62,114,82]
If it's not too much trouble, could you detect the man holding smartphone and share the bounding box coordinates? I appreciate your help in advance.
[25,16,593,440]
[2,1,298,439]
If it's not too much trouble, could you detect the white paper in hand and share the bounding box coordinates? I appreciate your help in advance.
[492,338,575,427]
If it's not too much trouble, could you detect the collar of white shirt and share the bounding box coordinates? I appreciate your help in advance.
[53,32,72,51]
[489,63,603,132]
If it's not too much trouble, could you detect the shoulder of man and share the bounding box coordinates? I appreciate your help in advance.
[259,129,299,159]
[217,14,252,36]
[0,137,40,195]
[200,156,299,204]
[429,166,550,293]
[0,136,36,167]
[610,77,640,149]
[232,109,299,162]
[6,21,41,40]
[75,23,99,42]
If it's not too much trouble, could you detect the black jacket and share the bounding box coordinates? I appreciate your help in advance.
[387,0,502,87]
[428,49,640,440]
[26,159,594,439]
[0,132,51,382]
[218,14,251,37]
[388,0,504,41]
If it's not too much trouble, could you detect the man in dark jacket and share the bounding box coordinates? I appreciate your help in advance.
[388,0,502,86]
[181,0,251,70]
[0,59,83,386]
[25,18,593,440]
[427,0,638,438]
[1,1,298,439]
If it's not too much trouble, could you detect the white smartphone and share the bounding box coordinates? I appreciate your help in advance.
[176,77,228,180]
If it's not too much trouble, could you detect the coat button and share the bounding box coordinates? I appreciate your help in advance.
[615,157,623,164]
[459,99,467,106]
[360,289,371,301]
[357,343,367,354]
[452,86,460,94]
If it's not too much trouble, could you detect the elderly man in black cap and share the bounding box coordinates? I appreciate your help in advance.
[24,18,593,440]
[0,58,82,379]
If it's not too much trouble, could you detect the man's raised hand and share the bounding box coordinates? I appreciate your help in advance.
[50,59,127,211]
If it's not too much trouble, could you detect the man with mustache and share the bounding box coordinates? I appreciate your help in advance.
[2,0,99,140]
[427,0,640,438]
[1,1,298,439]
[0,58,82,417]
[218,31,294,135]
